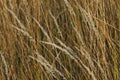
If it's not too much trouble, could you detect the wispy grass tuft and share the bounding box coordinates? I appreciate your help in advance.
[0,0,120,80]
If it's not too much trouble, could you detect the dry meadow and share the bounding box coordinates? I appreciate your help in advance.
[0,0,120,80]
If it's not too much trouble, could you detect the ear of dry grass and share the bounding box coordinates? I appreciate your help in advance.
[0,0,120,80]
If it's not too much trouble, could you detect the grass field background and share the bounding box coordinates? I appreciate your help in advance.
[0,0,120,80]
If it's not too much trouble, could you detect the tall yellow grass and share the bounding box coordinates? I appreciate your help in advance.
[0,0,120,80]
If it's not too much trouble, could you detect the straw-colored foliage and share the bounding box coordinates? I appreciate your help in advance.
[0,0,120,80]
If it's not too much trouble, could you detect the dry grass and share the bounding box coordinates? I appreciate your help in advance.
[0,0,120,80]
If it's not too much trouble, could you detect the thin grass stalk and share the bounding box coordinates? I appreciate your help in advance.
[0,51,9,80]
